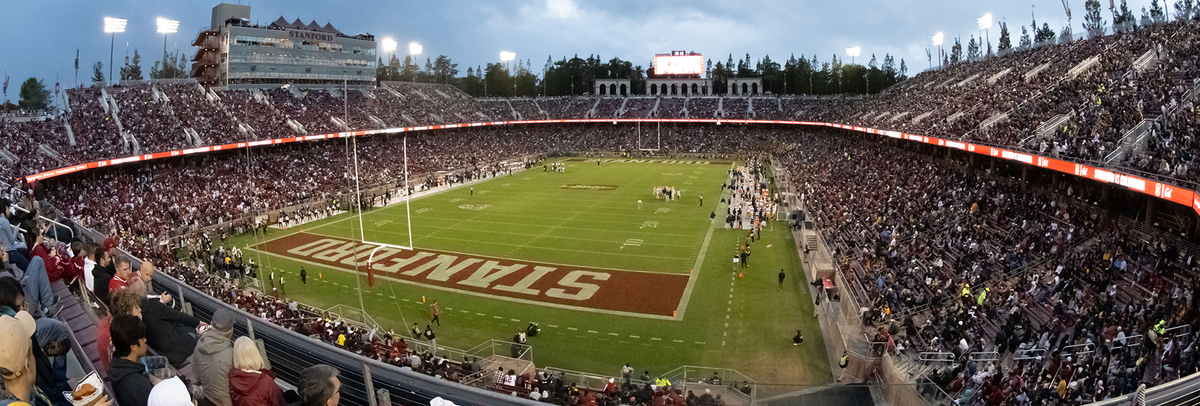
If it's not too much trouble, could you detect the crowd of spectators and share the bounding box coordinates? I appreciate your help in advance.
[686,98,718,119]
[617,98,654,119]
[511,99,548,120]
[719,97,749,119]
[777,129,1200,405]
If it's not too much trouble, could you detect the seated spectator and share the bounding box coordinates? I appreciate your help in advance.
[191,309,236,406]
[110,314,154,406]
[108,255,133,294]
[297,364,341,406]
[0,310,67,406]
[91,242,115,305]
[145,355,193,406]
[129,279,200,368]
[228,336,287,406]
[0,278,71,406]
[0,199,30,271]
[98,288,143,373]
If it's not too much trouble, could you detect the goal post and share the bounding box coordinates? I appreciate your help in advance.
[350,133,415,251]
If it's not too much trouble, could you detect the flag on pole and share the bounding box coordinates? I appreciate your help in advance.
[75,50,79,70]
[2,75,8,96]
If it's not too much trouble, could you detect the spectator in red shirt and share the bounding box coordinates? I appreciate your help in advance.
[108,255,133,293]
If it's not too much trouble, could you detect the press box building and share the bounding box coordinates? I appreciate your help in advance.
[192,3,377,89]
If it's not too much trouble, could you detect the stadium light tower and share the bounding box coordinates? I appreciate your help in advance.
[932,32,945,69]
[845,47,861,65]
[409,42,422,56]
[382,37,397,56]
[104,17,128,85]
[157,18,179,76]
[500,51,516,71]
[978,13,993,56]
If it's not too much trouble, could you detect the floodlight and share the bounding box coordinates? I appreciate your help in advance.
[382,38,397,53]
[157,18,179,34]
[500,51,516,62]
[845,47,861,58]
[978,13,993,30]
[104,17,128,33]
[409,42,422,55]
[932,32,944,46]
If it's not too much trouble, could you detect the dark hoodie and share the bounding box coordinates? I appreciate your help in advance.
[228,368,287,406]
[110,357,153,406]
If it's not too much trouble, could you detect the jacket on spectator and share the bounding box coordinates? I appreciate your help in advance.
[228,368,287,406]
[29,245,60,283]
[110,357,154,406]
[93,265,115,304]
[140,298,200,367]
[97,315,112,373]
[191,329,234,406]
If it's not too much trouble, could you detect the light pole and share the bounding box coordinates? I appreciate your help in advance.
[104,17,127,85]
[381,38,397,80]
[845,47,860,65]
[408,42,422,82]
[978,13,993,57]
[157,18,179,78]
[932,32,945,69]
[500,51,515,96]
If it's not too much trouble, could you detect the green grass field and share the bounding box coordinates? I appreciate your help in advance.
[229,158,830,389]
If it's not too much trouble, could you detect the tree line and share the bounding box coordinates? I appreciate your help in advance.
[376,52,909,97]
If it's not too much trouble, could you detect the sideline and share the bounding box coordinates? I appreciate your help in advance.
[674,162,736,320]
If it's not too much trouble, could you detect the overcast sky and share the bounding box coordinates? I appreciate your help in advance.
[0,0,1174,101]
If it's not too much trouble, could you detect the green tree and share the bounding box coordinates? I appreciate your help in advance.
[1060,25,1073,43]
[898,59,908,80]
[997,21,1012,52]
[1150,0,1166,22]
[1083,0,1106,37]
[967,36,981,61]
[18,78,51,111]
[399,55,420,82]
[91,62,105,87]
[1115,0,1136,27]
[1036,23,1057,43]
[950,37,963,64]
[120,49,144,81]
[1019,26,1033,48]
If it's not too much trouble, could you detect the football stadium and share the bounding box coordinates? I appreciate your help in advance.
[2,1,1200,405]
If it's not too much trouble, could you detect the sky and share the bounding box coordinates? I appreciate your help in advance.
[0,0,1176,101]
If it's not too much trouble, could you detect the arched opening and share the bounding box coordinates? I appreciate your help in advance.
[651,84,658,95]
[610,84,617,95]
[702,84,708,95]
[692,83,699,94]
[731,82,738,95]
[671,83,678,95]
[751,83,758,94]
[742,83,748,95]
[620,84,627,96]
[600,85,608,95]
[681,83,688,95]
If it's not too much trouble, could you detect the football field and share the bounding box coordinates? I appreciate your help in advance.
[233,158,830,389]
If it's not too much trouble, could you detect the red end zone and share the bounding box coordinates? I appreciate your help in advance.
[259,233,689,317]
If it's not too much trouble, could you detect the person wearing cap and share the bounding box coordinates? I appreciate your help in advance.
[0,311,68,406]
[228,337,286,406]
[110,315,154,406]
[191,308,236,406]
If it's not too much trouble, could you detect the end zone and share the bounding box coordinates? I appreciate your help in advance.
[258,232,690,319]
